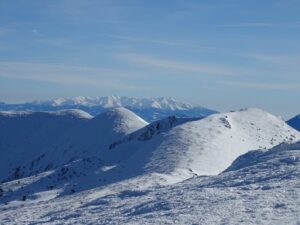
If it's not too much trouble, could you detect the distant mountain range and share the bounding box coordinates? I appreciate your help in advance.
[0,96,217,122]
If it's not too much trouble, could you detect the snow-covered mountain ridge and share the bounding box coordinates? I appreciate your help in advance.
[0,107,147,182]
[0,96,217,122]
[0,107,300,224]
[1,107,299,185]
[102,108,300,185]
[37,96,198,110]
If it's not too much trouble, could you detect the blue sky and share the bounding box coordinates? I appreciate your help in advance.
[0,0,299,118]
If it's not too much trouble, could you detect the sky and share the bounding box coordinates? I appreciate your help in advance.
[0,0,299,118]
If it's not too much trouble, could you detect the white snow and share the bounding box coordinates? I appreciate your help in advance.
[0,96,218,122]
[1,141,299,224]
[0,110,92,180]
[0,107,147,181]
[37,96,205,110]
[92,107,148,135]
[0,109,93,119]
[42,96,201,110]
[0,107,300,224]
[105,108,300,184]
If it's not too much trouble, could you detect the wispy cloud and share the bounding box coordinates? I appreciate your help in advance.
[246,53,300,66]
[220,80,300,90]
[107,35,194,48]
[31,29,44,37]
[30,29,72,48]
[0,61,144,90]
[218,22,300,28]
[219,22,276,28]
[119,53,239,76]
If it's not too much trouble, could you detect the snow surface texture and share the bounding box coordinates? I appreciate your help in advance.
[0,96,217,122]
[287,114,300,131]
[105,108,300,184]
[1,142,300,224]
[0,107,300,224]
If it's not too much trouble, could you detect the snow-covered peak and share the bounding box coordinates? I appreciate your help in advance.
[45,96,93,106]
[39,96,204,110]
[0,96,217,122]
[107,108,300,183]
[91,107,148,135]
[52,97,66,106]
[1,106,300,224]
[0,107,148,182]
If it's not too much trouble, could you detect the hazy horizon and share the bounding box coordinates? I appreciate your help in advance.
[0,95,297,120]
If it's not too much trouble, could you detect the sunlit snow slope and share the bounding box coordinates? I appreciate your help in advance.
[106,108,300,183]
[0,107,300,225]
[1,141,299,224]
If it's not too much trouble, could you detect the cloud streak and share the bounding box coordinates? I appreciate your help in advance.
[218,22,300,28]
[31,29,44,37]
[247,53,300,66]
[220,80,300,90]
[219,22,276,28]
[119,53,240,76]
[107,35,195,48]
[0,61,144,90]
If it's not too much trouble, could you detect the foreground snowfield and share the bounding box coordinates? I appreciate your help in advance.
[1,142,300,224]
[0,107,300,224]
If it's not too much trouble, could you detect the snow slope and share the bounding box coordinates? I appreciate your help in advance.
[0,107,300,224]
[1,107,299,187]
[287,114,300,131]
[0,110,92,180]
[0,107,147,182]
[0,96,217,121]
[105,108,300,184]
[1,142,299,224]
